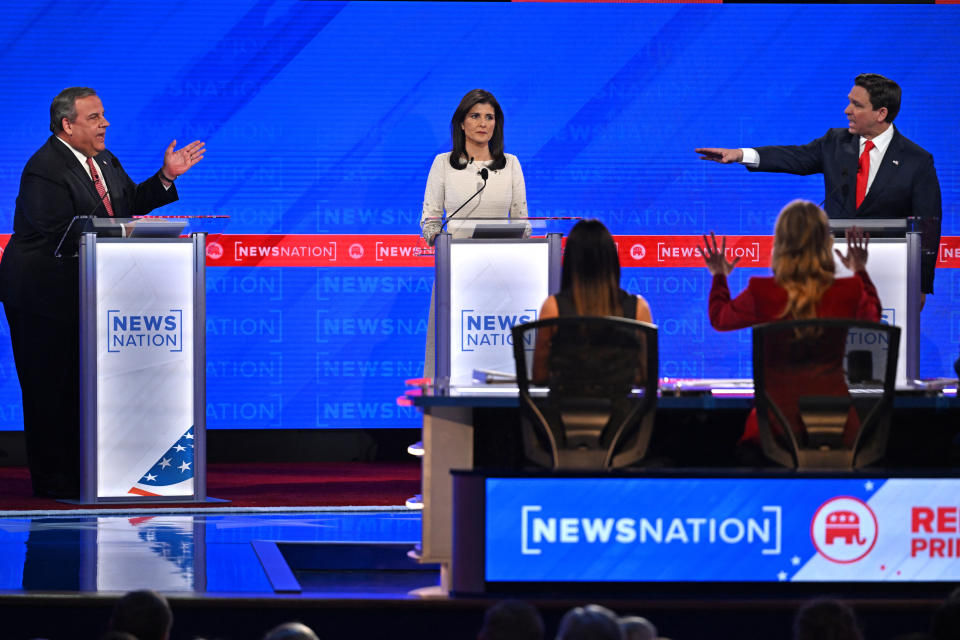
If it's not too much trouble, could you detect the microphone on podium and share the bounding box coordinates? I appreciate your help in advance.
[54,185,113,258]
[820,168,849,210]
[440,167,489,233]
[83,184,112,218]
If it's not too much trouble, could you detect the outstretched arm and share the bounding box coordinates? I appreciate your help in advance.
[702,232,763,331]
[695,148,744,164]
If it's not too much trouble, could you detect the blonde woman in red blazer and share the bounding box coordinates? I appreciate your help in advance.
[702,200,881,454]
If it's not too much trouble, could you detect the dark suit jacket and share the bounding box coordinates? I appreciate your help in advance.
[0,135,178,319]
[751,127,942,293]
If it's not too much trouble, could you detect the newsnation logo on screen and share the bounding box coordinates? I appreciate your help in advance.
[485,477,960,583]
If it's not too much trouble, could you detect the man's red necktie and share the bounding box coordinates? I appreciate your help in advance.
[855,140,875,209]
[87,156,115,217]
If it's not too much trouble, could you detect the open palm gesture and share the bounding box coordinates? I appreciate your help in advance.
[834,226,870,273]
[701,231,740,276]
[162,139,206,179]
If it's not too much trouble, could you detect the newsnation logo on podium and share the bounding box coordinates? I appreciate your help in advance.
[106,310,183,352]
[460,309,538,351]
[485,477,960,583]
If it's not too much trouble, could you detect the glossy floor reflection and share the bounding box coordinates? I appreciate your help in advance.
[0,510,434,598]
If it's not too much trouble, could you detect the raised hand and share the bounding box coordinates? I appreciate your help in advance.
[161,139,205,179]
[834,226,870,273]
[701,231,740,276]
[695,147,743,164]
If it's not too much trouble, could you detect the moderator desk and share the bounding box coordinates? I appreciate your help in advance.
[408,382,960,585]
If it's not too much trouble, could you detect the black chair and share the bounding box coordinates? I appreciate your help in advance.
[511,316,658,470]
[752,319,900,470]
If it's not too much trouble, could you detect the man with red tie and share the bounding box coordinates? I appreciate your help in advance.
[695,73,942,299]
[0,87,204,498]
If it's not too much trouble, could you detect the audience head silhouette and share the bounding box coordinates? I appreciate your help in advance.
[561,219,622,316]
[556,604,624,640]
[98,632,139,640]
[619,615,657,640]
[263,621,320,640]
[771,199,836,320]
[108,590,173,640]
[478,599,545,640]
[792,597,862,640]
[931,587,960,640]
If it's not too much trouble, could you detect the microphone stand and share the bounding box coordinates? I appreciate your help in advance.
[440,168,489,234]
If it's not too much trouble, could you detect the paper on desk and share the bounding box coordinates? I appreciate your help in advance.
[472,368,517,384]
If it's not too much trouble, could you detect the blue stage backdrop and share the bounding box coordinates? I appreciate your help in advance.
[0,2,956,430]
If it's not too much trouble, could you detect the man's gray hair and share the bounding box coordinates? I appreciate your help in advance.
[50,87,97,133]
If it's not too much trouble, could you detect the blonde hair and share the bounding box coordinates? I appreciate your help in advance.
[771,200,836,320]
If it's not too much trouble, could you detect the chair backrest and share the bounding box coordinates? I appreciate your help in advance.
[752,318,900,470]
[511,316,658,470]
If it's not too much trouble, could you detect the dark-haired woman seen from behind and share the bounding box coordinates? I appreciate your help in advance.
[532,219,652,382]
[420,89,527,245]
[702,199,881,458]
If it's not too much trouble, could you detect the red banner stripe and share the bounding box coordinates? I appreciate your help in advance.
[204,234,436,267]
[0,234,957,268]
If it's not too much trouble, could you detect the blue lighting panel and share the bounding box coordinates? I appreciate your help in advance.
[0,2,956,429]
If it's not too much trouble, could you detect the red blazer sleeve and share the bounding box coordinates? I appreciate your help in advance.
[854,270,882,322]
[709,274,761,331]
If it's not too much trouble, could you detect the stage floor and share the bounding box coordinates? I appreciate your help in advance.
[0,509,438,598]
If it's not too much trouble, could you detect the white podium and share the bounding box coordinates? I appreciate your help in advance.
[418,226,562,579]
[830,218,921,386]
[433,227,563,386]
[76,222,207,504]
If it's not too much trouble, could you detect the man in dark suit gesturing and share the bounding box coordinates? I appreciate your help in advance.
[0,87,204,498]
[696,73,941,300]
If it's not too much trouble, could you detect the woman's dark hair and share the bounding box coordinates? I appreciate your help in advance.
[449,89,506,171]
[561,219,622,316]
[793,597,862,640]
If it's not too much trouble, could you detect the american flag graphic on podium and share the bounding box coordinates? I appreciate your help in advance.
[129,428,195,497]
